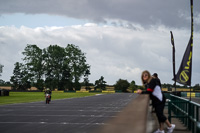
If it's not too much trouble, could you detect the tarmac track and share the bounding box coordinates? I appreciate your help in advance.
[0,93,138,133]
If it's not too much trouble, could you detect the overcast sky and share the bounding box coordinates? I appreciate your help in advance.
[0,0,200,86]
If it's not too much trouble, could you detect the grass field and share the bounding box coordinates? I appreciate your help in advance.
[0,92,99,105]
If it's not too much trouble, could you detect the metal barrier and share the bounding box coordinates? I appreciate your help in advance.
[168,94,200,133]
[181,92,200,98]
[0,89,9,96]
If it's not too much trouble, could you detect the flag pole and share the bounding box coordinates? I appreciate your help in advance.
[171,0,193,99]
[190,0,193,101]
[174,37,193,94]
[190,85,191,101]
[170,31,176,92]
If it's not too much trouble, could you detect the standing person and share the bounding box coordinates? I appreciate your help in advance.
[137,70,175,133]
[151,73,161,113]
[153,73,159,79]
[152,73,161,86]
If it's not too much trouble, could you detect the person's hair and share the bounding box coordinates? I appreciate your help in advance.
[152,73,158,78]
[141,70,152,86]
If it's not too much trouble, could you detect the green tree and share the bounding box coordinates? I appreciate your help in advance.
[0,79,5,85]
[10,62,23,90]
[61,69,73,91]
[129,80,138,92]
[10,62,31,90]
[0,80,11,86]
[84,68,91,90]
[65,44,90,90]
[162,83,173,89]
[114,79,130,92]
[137,85,145,90]
[95,76,107,90]
[22,44,44,90]
[194,84,200,91]
[34,79,44,91]
[43,45,66,90]
[0,64,3,77]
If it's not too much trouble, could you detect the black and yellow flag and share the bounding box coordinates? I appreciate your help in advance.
[175,36,193,85]
[174,0,193,86]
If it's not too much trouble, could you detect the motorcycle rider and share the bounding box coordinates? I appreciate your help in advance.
[44,88,52,101]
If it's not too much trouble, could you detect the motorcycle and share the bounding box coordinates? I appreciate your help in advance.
[45,94,51,104]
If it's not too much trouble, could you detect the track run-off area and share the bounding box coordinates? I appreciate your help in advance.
[0,93,138,133]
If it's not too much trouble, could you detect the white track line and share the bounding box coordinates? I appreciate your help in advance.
[0,121,107,125]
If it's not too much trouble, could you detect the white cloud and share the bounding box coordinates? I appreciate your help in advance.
[0,23,200,86]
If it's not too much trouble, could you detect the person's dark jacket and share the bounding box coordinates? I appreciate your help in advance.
[142,78,165,106]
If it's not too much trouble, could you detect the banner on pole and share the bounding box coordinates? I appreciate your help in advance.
[174,36,193,86]
[172,0,193,86]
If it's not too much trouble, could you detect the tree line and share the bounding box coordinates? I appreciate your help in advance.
[0,43,138,92]
[9,44,90,91]
[0,44,200,92]
[0,44,138,92]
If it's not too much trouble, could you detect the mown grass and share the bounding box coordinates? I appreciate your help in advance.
[0,91,99,105]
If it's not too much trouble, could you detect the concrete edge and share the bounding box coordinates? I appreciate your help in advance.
[95,94,150,133]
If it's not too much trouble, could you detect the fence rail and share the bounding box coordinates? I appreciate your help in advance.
[168,94,200,133]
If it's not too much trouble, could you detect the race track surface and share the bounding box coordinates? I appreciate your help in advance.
[0,93,137,133]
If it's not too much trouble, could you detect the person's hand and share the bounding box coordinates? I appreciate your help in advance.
[137,89,142,94]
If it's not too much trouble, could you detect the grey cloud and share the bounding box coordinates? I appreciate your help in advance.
[0,0,199,29]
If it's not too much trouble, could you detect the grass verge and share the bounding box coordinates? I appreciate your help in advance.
[0,92,99,105]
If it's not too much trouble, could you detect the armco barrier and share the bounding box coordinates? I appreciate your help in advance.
[181,92,200,98]
[89,91,102,93]
[0,89,9,96]
[187,92,196,97]
[64,90,76,93]
[76,91,89,93]
[115,90,122,93]
[102,90,115,93]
